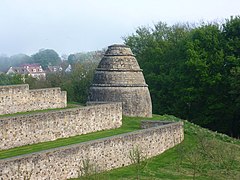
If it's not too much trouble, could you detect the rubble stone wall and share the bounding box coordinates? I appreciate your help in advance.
[0,103,122,150]
[0,84,67,115]
[0,121,184,180]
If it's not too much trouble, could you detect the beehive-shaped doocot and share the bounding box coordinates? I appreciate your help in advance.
[88,44,152,117]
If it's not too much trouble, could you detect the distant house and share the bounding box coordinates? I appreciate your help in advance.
[65,64,72,73]
[46,65,63,73]
[7,64,46,80]
[7,67,29,75]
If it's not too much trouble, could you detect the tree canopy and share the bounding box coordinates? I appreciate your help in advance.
[31,49,61,69]
[0,54,31,71]
[67,51,104,65]
[124,16,240,137]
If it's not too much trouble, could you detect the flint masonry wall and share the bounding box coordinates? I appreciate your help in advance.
[0,121,184,180]
[0,84,67,115]
[0,103,122,150]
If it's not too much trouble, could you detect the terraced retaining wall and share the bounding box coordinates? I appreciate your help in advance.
[0,84,67,115]
[0,121,184,180]
[0,103,122,150]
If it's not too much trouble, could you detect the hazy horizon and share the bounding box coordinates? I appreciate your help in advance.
[0,0,240,56]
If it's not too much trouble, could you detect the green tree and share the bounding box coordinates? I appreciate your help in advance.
[222,16,240,137]
[0,74,23,85]
[9,54,32,66]
[68,51,103,65]
[124,22,190,115]
[124,17,240,137]
[0,55,10,71]
[31,49,61,69]
[0,54,31,72]
[69,62,96,103]
[182,24,225,125]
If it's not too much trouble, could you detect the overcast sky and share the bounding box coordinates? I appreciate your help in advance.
[0,0,239,56]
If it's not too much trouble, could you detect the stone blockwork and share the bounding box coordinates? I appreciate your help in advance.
[0,103,122,150]
[89,87,151,117]
[0,121,184,180]
[88,44,152,117]
[0,84,67,115]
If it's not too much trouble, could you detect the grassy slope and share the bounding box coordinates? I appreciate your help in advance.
[73,116,240,180]
[1,114,240,179]
[93,134,240,180]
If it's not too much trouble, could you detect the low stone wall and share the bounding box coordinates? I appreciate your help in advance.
[0,121,184,180]
[0,103,122,150]
[0,84,67,115]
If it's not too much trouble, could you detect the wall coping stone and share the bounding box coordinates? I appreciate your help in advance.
[0,84,62,91]
[29,87,62,92]
[0,84,29,88]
